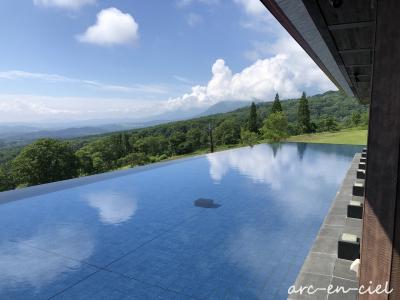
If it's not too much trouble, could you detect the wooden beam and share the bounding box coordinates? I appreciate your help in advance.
[359,0,400,299]
[328,21,374,30]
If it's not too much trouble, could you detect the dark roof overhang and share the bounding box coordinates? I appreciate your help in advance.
[261,0,376,104]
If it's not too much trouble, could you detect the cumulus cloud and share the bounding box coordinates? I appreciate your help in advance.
[33,0,96,10]
[77,7,139,46]
[163,1,336,112]
[164,38,335,112]
[3,1,335,123]
[0,41,335,122]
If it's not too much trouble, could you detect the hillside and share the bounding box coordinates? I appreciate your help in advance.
[0,91,368,164]
[198,100,251,116]
[0,90,369,192]
[0,120,169,149]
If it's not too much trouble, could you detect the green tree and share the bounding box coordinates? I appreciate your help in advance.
[186,128,202,150]
[169,132,191,155]
[134,136,168,156]
[271,93,282,113]
[315,115,339,132]
[11,139,78,186]
[360,112,369,127]
[76,147,96,175]
[0,165,14,192]
[121,133,132,154]
[297,91,312,133]
[0,167,7,191]
[351,111,362,127]
[241,128,258,147]
[117,152,148,167]
[325,116,339,132]
[214,119,241,145]
[91,152,107,173]
[262,112,289,142]
[248,102,259,133]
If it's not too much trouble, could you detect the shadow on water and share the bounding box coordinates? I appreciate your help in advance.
[194,198,221,208]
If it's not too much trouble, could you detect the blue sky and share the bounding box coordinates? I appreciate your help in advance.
[0,0,335,123]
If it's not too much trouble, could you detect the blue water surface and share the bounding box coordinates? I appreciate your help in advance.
[0,143,361,299]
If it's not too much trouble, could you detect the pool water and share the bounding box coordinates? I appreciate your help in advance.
[0,143,361,299]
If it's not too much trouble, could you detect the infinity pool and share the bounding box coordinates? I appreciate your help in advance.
[0,143,361,299]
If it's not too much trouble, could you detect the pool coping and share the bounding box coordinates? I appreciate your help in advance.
[289,153,362,300]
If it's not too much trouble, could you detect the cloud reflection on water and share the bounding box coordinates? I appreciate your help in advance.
[0,225,94,290]
[207,144,353,292]
[207,144,348,194]
[83,191,137,225]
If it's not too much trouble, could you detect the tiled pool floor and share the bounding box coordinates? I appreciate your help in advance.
[0,143,361,299]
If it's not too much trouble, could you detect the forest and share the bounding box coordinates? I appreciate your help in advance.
[0,90,369,191]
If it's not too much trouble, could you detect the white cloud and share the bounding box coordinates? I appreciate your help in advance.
[33,0,96,10]
[186,13,203,26]
[233,0,276,32]
[77,7,139,46]
[0,70,69,82]
[0,40,335,122]
[174,75,196,85]
[0,2,336,123]
[0,70,169,95]
[0,94,161,123]
[163,1,336,112]
[234,0,266,16]
[164,38,335,112]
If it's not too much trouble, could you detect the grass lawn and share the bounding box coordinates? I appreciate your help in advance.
[287,129,368,145]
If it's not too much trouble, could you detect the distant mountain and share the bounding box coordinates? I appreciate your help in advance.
[150,107,205,123]
[0,101,252,148]
[198,101,251,117]
[0,91,360,150]
[0,119,168,148]
[146,101,252,122]
[0,125,44,139]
